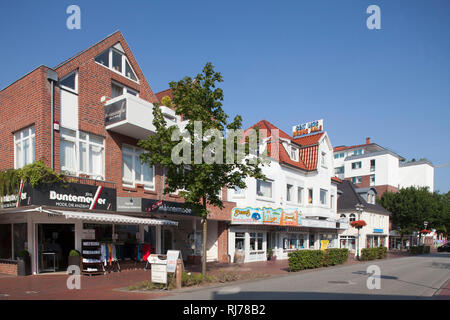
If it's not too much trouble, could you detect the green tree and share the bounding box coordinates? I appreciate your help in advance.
[138,62,266,274]
[378,187,450,247]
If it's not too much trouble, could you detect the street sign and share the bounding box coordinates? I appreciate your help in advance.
[149,254,168,284]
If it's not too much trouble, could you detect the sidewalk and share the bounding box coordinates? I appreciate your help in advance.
[0,251,424,300]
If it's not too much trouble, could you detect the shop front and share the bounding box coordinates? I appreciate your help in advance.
[0,182,178,275]
[228,206,340,263]
[366,229,388,248]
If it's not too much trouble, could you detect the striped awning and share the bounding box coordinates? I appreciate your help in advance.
[46,209,178,226]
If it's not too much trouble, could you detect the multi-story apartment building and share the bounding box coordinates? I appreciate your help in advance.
[227,120,348,263]
[0,31,234,275]
[333,138,434,196]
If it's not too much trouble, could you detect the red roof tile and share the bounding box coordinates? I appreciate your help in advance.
[334,143,369,152]
[331,176,342,183]
[293,132,324,146]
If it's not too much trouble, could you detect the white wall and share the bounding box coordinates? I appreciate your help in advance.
[398,163,434,191]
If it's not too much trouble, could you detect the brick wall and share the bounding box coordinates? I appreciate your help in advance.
[217,221,230,263]
[0,30,234,222]
[0,261,18,276]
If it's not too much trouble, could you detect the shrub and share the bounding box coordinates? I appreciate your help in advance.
[409,245,430,254]
[181,272,205,286]
[424,246,430,253]
[288,249,349,271]
[69,250,80,257]
[377,247,387,259]
[323,248,349,266]
[17,250,30,258]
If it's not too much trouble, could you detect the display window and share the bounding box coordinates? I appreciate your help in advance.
[283,233,306,250]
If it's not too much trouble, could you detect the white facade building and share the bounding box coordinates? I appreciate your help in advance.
[227,120,347,263]
[336,181,391,256]
[333,138,434,195]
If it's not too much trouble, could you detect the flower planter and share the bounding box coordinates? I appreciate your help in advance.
[17,256,31,276]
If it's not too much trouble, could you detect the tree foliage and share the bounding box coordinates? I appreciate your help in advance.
[378,187,450,237]
[138,62,267,273]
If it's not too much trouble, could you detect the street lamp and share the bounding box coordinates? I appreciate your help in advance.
[422,221,429,245]
[355,203,364,260]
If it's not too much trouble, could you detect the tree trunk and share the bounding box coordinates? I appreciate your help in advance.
[201,196,208,276]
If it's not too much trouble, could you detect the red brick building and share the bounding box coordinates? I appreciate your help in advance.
[0,31,233,275]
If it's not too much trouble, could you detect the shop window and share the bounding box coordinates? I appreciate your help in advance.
[249,232,263,251]
[14,126,35,169]
[308,188,313,204]
[320,234,337,248]
[115,225,139,243]
[13,223,27,259]
[122,145,155,189]
[340,236,356,250]
[256,179,272,199]
[143,226,156,248]
[0,224,12,259]
[60,128,105,179]
[286,184,293,202]
[83,223,112,242]
[283,234,305,250]
[235,232,245,250]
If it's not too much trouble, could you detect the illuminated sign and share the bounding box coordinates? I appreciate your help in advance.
[292,119,324,138]
[232,207,301,226]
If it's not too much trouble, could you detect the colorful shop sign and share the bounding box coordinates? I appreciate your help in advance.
[292,119,324,138]
[232,207,301,226]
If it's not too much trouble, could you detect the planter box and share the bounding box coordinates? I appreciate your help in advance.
[68,256,81,270]
[17,257,31,276]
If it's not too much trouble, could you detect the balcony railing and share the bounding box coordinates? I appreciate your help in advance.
[104,93,182,139]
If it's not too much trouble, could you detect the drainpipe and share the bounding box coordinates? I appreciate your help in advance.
[47,70,58,170]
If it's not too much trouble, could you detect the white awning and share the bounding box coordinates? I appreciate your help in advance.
[46,209,178,226]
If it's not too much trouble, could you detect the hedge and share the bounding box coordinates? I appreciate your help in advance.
[288,248,349,272]
[360,247,387,261]
[409,245,431,255]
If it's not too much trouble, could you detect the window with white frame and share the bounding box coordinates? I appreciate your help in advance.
[321,152,327,167]
[351,161,362,169]
[290,146,298,161]
[257,179,272,199]
[122,145,155,189]
[297,187,303,204]
[308,188,313,204]
[370,174,375,186]
[334,166,344,174]
[59,71,78,93]
[111,81,138,98]
[353,149,363,156]
[60,128,104,179]
[320,189,327,205]
[352,176,362,184]
[14,126,35,169]
[349,213,356,222]
[95,46,138,82]
[286,184,293,202]
[233,186,243,196]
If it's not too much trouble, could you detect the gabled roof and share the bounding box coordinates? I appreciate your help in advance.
[337,180,391,215]
[246,120,327,172]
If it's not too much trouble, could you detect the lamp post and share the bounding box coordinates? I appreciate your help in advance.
[422,221,429,245]
[355,203,364,260]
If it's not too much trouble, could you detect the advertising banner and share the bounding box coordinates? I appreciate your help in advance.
[142,199,195,215]
[232,207,301,226]
[18,182,116,211]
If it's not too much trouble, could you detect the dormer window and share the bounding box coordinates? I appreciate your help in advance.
[95,45,138,82]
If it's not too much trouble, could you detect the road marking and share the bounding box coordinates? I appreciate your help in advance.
[217,286,241,294]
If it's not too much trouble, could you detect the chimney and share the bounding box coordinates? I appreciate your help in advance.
[366,137,371,144]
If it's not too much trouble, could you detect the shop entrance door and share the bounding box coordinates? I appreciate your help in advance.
[309,234,315,249]
[37,224,75,273]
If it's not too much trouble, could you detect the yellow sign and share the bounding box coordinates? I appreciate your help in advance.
[320,240,329,251]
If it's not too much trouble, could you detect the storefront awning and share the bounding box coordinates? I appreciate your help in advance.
[39,208,178,226]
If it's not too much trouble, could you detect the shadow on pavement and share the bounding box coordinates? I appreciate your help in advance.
[211,291,435,300]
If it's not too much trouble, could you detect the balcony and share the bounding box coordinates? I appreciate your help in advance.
[301,218,337,229]
[104,93,181,139]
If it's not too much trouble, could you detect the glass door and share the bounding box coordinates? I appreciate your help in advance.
[37,224,75,273]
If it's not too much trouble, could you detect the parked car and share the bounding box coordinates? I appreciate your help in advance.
[437,243,450,252]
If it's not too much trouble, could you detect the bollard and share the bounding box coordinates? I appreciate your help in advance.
[176,259,182,289]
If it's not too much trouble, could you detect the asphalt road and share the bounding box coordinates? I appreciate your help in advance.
[157,253,450,300]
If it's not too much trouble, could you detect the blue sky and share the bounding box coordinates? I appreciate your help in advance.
[0,0,449,192]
